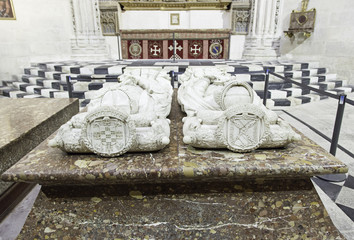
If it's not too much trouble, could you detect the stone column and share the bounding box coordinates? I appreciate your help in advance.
[71,0,109,60]
[243,0,283,60]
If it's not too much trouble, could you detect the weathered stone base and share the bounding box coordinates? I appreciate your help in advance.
[18,179,343,239]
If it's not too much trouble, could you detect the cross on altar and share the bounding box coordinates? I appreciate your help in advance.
[191,44,201,55]
[168,41,183,51]
[150,45,161,56]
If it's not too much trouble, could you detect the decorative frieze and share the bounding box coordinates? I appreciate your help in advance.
[119,0,232,11]
[121,30,230,59]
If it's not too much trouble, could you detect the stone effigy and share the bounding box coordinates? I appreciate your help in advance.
[49,68,173,157]
[178,67,300,152]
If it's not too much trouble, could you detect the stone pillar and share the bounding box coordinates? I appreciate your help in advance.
[243,0,283,60]
[71,0,109,60]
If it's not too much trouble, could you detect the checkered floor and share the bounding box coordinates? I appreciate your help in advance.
[313,175,354,222]
[1,59,353,109]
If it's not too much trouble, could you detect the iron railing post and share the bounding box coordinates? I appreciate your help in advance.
[263,69,270,106]
[170,71,175,88]
[66,76,73,98]
[330,94,347,156]
[318,93,347,182]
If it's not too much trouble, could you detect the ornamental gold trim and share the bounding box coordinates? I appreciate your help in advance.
[170,13,180,25]
[0,0,16,20]
[119,0,231,10]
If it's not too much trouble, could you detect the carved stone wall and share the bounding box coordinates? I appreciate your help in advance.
[71,0,109,59]
[243,0,283,60]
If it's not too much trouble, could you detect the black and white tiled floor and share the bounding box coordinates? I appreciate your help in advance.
[276,92,354,237]
[313,175,354,222]
[1,59,353,109]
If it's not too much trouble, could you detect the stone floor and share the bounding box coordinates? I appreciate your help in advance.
[277,91,354,239]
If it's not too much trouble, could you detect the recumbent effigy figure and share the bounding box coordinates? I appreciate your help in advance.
[177,67,300,152]
[49,68,173,157]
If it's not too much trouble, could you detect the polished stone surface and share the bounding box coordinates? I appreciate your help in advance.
[0,98,79,194]
[1,93,347,185]
[17,180,343,239]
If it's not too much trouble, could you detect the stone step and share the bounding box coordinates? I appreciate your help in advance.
[1,80,16,87]
[2,59,350,110]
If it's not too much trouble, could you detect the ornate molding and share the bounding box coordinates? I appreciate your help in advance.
[119,0,232,10]
[121,29,231,40]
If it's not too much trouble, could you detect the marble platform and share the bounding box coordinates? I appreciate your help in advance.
[2,93,347,186]
[0,98,79,195]
[1,92,348,238]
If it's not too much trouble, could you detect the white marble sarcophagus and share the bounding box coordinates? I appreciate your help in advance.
[177,67,300,152]
[49,68,173,157]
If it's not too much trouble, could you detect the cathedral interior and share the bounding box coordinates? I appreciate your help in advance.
[0,0,354,238]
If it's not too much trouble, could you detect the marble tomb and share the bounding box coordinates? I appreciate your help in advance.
[178,67,301,152]
[49,68,173,157]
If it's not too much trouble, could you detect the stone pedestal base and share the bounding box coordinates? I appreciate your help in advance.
[243,36,280,60]
[17,179,343,239]
[71,36,109,60]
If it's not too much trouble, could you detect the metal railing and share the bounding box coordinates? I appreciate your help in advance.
[263,69,354,175]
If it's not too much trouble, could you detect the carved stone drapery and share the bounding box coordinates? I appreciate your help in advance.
[71,0,109,59]
[243,0,283,60]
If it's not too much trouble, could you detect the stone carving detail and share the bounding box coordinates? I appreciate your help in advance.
[49,68,173,157]
[178,67,300,152]
[81,107,136,157]
[274,0,281,35]
[100,10,118,35]
[231,0,250,34]
[233,10,250,34]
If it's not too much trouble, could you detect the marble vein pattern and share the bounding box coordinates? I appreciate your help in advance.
[48,68,173,157]
[17,180,344,239]
[178,67,300,152]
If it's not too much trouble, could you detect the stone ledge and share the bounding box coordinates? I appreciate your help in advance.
[0,98,79,195]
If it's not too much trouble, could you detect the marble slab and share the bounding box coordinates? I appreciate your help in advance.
[1,92,347,186]
[0,98,79,194]
[17,179,343,239]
